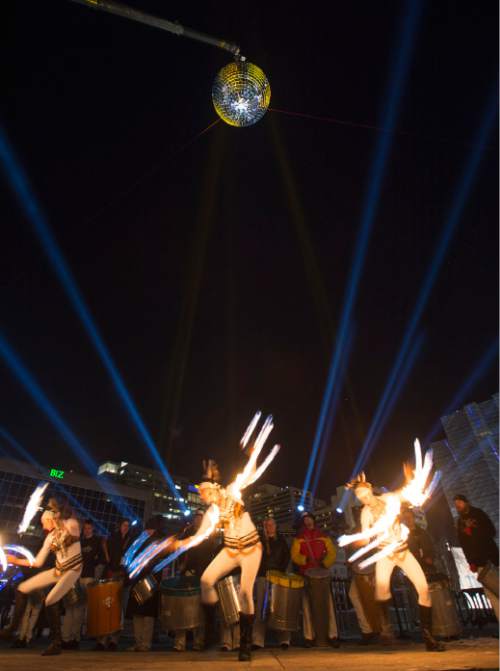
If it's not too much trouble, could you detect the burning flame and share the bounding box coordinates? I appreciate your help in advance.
[18,482,48,534]
[126,412,280,577]
[228,414,280,501]
[400,439,440,507]
[338,439,439,569]
[152,504,221,575]
[240,411,262,450]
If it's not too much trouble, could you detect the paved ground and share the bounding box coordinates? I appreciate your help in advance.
[0,637,498,671]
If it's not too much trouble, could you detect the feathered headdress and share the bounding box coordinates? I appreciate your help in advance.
[345,472,372,490]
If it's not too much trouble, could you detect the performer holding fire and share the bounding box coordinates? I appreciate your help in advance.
[0,497,82,656]
[339,440,445,652]
[172,413,280,662]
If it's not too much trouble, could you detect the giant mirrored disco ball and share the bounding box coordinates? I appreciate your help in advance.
[212,61,271,127]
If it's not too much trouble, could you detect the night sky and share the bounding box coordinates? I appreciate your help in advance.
[1,1,498,510]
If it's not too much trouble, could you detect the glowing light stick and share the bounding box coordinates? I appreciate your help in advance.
[358,525,410,569]
[228,414,278,501]
[4,545,36,567]
[339,439,439,568]
[240,411,262,450]
[121,531,150,569]
[18,482,48,534]
[133,413,281,575]
[152,505,220,574]
[400,440,440,507]
[0,544,7,573]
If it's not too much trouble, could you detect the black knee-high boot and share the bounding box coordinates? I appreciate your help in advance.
[377,599,396,645]
[42,603,62,656]
[419,605,445,652]
[0,591,28,639]
[202,603,218,649]
[238,612,255,662]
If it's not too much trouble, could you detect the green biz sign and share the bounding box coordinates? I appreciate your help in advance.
[49,468,65,479]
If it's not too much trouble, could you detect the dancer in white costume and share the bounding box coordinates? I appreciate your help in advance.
[346,474,444,652]
[175,459,263,662]
[0,498,82,656]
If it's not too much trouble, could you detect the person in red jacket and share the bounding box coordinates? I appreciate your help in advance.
[291,512,339,648]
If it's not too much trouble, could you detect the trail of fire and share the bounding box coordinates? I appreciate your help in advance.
[18,482,48,534]
[127,412,280,578]
[338,440,440,569]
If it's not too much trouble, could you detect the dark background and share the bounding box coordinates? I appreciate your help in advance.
[0,1,498,524]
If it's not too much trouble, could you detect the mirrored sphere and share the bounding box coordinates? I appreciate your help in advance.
[212,61,271,127]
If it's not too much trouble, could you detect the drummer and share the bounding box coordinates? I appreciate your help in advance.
[253,517,291,650]
[173,510,219,652]
[61,519,103,649]
[0,497,82,656]
[291,511,339,648]
[126,516,166,652]
[95,518,133,651]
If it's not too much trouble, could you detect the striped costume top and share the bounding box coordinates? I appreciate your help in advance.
[32,518,83,574]
[194,493,260,552]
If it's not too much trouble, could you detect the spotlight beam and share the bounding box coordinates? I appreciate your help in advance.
[0,426,108,536]
[69,0,242,57]
[0,333,135,521]
[300,0,423,505]
[0,126,186,513]
[310,326,355,498]
[346,88,498,486]
[361,332,425,457]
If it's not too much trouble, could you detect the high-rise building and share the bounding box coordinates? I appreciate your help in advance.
[0,457,151,541]
[98,461,203,526]
[432,392,499,535]
[244,484,325,534]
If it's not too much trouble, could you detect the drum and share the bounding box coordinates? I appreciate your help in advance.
[429,580,462,638]
[131,574,157,606]
[86,578,122,637]
[63,581,85,608]
[216,575,241,626]
[478,562,499,598]
[266,570,304,631]
[160,576,203,631]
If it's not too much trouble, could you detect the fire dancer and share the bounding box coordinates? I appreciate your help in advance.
[0,498,82,656]
[174,458,263,662]
[345,473,445,651]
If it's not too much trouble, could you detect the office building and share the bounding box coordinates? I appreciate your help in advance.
[432,392,499,534]
[98,460,203,526]
[0,457,151,541]
[245,483,325,534]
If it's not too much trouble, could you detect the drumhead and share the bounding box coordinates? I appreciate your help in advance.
[304,567,331,579]
[267,570,304,588]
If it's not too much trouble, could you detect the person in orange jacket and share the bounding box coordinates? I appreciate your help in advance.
[291,512,339,648]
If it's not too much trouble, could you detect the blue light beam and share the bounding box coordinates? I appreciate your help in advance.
[310,326,356,498]
[0,126,186,513]
[0,333,135,521]
[300,0,423,505]
[347,89,498,487]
